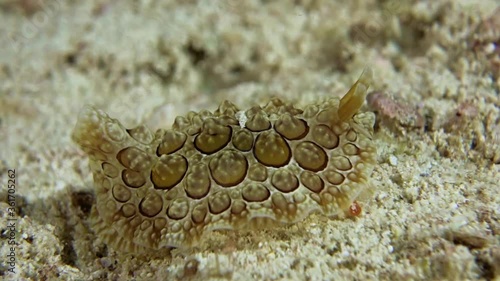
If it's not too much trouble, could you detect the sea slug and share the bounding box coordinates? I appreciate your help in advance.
[72,69,377,253]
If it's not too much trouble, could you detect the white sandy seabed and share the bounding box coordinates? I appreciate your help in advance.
[0,1,499,280]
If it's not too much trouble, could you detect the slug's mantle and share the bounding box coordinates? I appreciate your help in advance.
[72,69,377,253]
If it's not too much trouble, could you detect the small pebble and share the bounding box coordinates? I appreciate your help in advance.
[388,155,398,166]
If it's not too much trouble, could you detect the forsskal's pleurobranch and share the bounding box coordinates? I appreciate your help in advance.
[72,69,377,253]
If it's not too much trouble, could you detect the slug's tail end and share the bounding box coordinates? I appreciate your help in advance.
[338,67,373,122]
